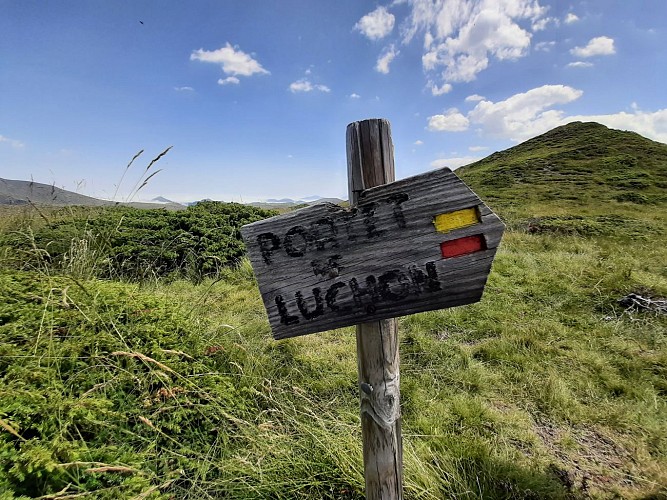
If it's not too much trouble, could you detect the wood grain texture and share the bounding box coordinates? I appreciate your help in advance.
[356,319,402,500]
[240,164,505,340]
[348,119,402,500]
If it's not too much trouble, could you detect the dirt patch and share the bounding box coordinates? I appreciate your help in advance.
[535,421,639,497]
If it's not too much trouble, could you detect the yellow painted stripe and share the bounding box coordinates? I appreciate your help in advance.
[433,207,480,233]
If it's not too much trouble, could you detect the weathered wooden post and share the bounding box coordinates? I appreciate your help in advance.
[346,119,403,499]
[240,118,504,499]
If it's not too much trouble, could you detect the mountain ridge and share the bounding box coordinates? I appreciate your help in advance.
[0,178,186,210]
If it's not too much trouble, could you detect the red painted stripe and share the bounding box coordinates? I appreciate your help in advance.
[440,235,486,258]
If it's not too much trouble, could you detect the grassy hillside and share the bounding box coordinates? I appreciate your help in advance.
[458,121,667,225]
[1,123,666,499]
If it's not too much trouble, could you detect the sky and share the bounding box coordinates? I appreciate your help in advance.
[1,0,666,203]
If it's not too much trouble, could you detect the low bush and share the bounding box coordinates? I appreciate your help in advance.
[6,202,276,281]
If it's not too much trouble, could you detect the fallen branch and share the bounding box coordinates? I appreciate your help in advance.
[618,293,667,315]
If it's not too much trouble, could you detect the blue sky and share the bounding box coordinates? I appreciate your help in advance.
[2,0,665,202]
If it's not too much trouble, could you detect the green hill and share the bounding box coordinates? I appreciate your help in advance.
[456,122,666,239]
[458,121,667,215]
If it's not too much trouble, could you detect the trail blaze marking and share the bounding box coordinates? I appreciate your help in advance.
[433,208,485,258]
[433,207,480,232]
[241,167,505,339]
[440,234,486,258]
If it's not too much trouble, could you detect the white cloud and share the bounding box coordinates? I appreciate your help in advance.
[430,156,482,169]
[564,13,579,24]
[532,17,558,31]
[567,61,593,68]
[465,94,485,102]
[427,108,470,131]
[355,6,396,40]
[414,140,424,145]
[469,145,488,152]
[428,84,667,144]
[349,93,361,99]
[564,109,667,144]
[0,135,24,149]
[467,84,583,140]
[289,79,331,93]
[190,43,270,79]
[376,45,399,74]
[534,41,555,51]
[218,76,240,85]
[570,36,615,58]
[404,0,548,86]
[174,86,194,92]
[428,81,452,95]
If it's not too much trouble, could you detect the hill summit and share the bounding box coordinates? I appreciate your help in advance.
[457,121,667,214]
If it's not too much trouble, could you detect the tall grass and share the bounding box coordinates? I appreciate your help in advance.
[1,221,666,497]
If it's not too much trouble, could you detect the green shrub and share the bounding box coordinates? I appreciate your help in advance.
[7,202,276,281]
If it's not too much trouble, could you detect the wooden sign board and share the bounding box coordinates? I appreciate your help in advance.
[241,167,504,339]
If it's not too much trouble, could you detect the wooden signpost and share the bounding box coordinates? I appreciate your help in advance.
[241,119,504,499]
[241,129,504,340]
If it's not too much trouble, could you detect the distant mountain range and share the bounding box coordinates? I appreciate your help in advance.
[0,179,345,211]
[250,196,346,209]
[264,195,328,204]
[0,178,186,210]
